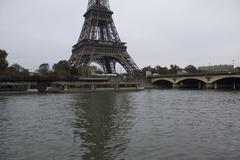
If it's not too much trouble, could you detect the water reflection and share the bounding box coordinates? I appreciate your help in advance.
[71,92,135,160]
[0,96,11,159]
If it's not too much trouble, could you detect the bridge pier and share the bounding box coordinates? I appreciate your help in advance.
[206,83,214,89]
[64,84,68,91]
[172,83,180,89]
[214,82,218,89]
[198,82,205,89]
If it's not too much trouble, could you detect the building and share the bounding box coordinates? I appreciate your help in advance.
[198,65,234,73]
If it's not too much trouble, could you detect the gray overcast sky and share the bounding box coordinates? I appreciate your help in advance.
[1,0,240,70]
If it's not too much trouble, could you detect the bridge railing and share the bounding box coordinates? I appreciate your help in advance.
[149,71,240,78]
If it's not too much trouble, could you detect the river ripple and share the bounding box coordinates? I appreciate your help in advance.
[0,90,240,160]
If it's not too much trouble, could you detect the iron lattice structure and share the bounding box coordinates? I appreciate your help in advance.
[69,0,139,74]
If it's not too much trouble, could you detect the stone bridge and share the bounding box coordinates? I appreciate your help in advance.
[150,73,240,89]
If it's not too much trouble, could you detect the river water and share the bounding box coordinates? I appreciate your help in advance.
[0,90,240,160]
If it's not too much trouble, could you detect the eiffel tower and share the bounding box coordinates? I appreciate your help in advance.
[69,0,139,74]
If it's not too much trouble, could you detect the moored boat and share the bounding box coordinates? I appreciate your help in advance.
[46,82,144,93]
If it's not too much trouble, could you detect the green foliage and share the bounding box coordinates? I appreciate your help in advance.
[133,70,144,78]
[38,63,49,74]
[38,63,49,72]
[184,65,197,73]
[5,63,30,77]
[9,63,23,72]
[141,65,153,74]
[0,49,30,77]
[154,65,169,74]
[78,66,97,76]
[36,62,104,78]
[69,67,78,76]
[169,65,181,74]
[53,60,70,76]
[141,65,182,76]
[0,49,9,72]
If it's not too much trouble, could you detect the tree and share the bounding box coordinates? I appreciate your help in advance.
[140,66,154,77]
[154,65,168,75]
[9,63,24,72]
[133,70,144,77]
[169,65,181,74]
[69,67,78,76]
[184,65,197,73]
[77,66,96,76]
[141,65,153,73]
[0,49,9,72]
[38,63,49,75]
[53,60,70,76]
[20,69,30,76]
[6,63,29,76]
[89,65,97,74]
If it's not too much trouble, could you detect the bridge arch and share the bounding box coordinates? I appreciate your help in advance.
[176,78,207,89]
[175,77,208,84]
[152,78,175,84]
[211,77,240,89]
[152,79,173,88]
[209,75,240,83]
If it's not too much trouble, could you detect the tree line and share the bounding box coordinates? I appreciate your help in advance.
[0,49,30,77]
[139,64,240,76]
[0,49,103,79]
[140,65,202,75]
[1,49,240,79]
